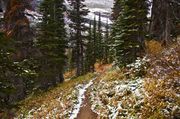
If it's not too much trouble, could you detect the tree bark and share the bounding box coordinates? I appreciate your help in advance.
[150,0,179,45]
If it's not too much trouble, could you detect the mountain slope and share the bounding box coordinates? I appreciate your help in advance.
[15,44,179,119]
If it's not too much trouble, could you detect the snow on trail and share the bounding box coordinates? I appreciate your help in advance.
[69,78,96,119]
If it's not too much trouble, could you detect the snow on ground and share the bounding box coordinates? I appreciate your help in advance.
[69,78,96,119]
[15,89,77,119]
[90,76,145,118]
[16,88,76,118]
[89,57,150,118]
[85,8,112,24]
[88,45,179,119]
[84,0,113,24]
[15,45,179,118]
[143,45,180,118]
[15,74,96,119]
[84,0,113,12]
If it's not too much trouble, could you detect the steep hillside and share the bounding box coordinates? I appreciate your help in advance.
[15,73,96,118]
[89,44,180,119]
[14,44,179,119]
[1,0,179,119]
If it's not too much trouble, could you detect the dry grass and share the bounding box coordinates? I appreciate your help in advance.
[142,44,180,119]
[64,69,76,79]
[101,69,125,81]
[94,63,112,74]
[145,40,164,55]
[16,73,95,117]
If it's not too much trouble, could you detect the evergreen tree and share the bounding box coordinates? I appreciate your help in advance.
[68,0,89,76]
[150,0,180,45]
[96,13,103,61]
[37,0,67,88]
[85,21,94,72]
[112,0,122,20]
[0,32,32,112]
[112,0,149,66]
[0,32,15,110]
[103,20,110,63]
[3,0,36,100]
[92,16,97,63]
[4,0,33,59]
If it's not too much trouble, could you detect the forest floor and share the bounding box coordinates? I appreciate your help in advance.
[14,44,179,119]
[76,93,97,119]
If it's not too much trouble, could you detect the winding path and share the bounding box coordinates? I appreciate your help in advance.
[69,78,97,119]
[77,93,97,119]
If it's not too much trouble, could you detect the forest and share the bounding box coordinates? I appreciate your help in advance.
[0,0,179,118]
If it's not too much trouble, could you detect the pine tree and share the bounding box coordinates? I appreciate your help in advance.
[37,0,67,88]
[0,10,3,28]
[103,20,110,63]
[112,0,122,20]
[0,32,27,111]
[3,0,36,100]
[4,0,33,58]
[85,21,94,72]
[150,0,180,45]
[68,0,89,76]
[96,13,103,61]
[92,16,97,63]
[0,32,14,110]
[112,0,149,66]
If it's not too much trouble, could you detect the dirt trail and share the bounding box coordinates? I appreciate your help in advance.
[76,65,112,119]
[77,93,97,119]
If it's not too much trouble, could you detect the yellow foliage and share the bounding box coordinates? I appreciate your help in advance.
[101,69,125,81]
[94,63,112,73]
[145,40,164,55]
[16,73,95,117]
[64,69,76,79]
[142,78,174,119]
[142,44,180,119]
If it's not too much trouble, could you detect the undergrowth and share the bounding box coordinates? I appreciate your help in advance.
[15,73,95,118]
[142,44,180,119]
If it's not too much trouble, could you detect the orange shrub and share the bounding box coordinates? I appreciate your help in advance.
[145,40,164,55]
[94,63,112,73]
[64,69,76,79]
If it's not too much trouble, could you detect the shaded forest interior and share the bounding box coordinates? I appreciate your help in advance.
[0,0,179,118]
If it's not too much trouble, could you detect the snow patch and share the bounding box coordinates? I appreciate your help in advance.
[90,76,145,118]
[69,78,96,119]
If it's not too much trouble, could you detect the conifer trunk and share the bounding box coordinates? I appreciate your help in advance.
[150,0,175,45]
[4,0,33,101]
